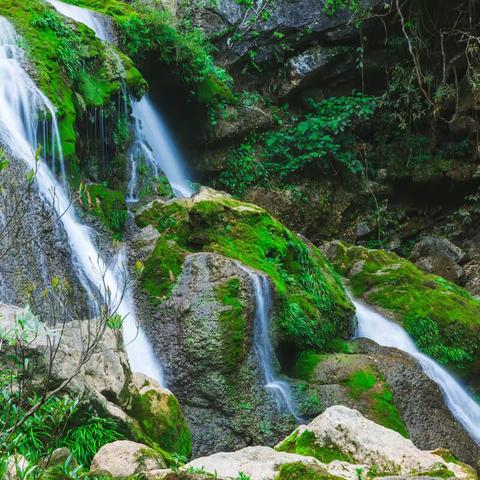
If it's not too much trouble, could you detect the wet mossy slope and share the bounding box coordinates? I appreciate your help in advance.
[327,242,480,382]
[135,188,355,354]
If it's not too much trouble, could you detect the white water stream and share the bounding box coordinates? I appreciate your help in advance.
[45,0,194,199]
[239,265,299,418]
[354,298,480,444]
[0,16,164,384]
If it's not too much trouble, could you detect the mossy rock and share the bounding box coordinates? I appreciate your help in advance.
[293,350,409,438]
[0,0,146,165]
[126,373,192,459]
[135,188,355,355]
[274,461,344,480]
[325,241,480,381]
[82,183,128,239]
[276,430,354,464]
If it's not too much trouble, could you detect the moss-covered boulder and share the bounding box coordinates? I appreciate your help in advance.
[125,373,192,459]
[291,340,480,468]
[275,406,477,480]
[135,188,355,353]
[131,188,354,455]
[324,241,480,385]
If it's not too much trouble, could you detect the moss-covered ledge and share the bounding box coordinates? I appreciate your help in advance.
[0,0,146,164]
[324,241,480,382]
[134,188,355,355]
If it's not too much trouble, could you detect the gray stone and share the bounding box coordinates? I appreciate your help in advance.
[409,236,465,282]
[138,251,296,455]
[90,440,166,477]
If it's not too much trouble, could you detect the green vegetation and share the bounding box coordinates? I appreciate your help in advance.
[81,184,128,239]
[218,94,377,195]
[274,462,344,480]
[59,0,233,107]
[346,368,409,437]
[293,352,324,382]
[215,278,248,373]
[59,417,123,467]
[0,0,144,162]
[276,430,354,464]
[329,242,480,376]
[136,193,355,353]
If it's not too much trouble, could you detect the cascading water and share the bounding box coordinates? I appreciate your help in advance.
[130,97,194,199]
[353,298,480,444]
[0,16,164,385]
[45,0,194,199]
[239,265,299,419]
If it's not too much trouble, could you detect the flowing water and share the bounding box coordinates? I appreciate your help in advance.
[353,298,480,444]
[0,16,164,385]
[45,0,194,199]
[239,265,299,418]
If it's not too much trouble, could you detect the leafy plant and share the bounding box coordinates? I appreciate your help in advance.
[59,417,123,467]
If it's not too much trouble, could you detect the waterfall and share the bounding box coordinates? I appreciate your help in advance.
[353,298,480,445]
[45,0,194,199]
[239,265,299,419]
[0,16,164,385]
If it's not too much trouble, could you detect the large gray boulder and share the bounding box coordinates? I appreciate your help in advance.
[137,251,296,456]
[276,406,476,479]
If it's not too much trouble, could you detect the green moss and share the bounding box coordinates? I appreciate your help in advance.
[215,278,248,373]
[128,383,192,459]
[142,238,186,301]
[329,242,480,377]
[276,430,354,464]
[293,352,324,381]
[0,0,148,183]
[347,368,376,399]
[82,184,127,239]
[345,368,409,438]
[274,462,344,480]
[136,195,355,354]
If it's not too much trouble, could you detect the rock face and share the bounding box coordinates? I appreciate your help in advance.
[0,161,92,319]
[131,188,355,454]
[90,440,166,477]
[295,339,480,468]
[140,251,295,455]
[0,304,191,459]
[410,236,466,283]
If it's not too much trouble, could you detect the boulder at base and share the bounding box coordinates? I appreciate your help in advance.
[90,440,166,477]
[276,406,476,479]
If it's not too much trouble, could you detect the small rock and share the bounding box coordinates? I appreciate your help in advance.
[356,222,372,238]
[39,447,75,469]
[5,455,29,480]
[90,440,166,478]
